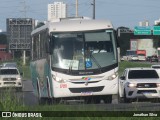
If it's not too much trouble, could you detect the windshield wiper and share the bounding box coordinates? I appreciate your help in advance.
[90,54,102,73]
[68,60,74,74]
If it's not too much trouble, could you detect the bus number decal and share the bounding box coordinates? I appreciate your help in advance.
[60,84,67,88]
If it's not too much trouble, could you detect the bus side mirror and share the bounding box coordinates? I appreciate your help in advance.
[120,76,125,80]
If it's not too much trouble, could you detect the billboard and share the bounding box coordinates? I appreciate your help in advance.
[130,39,156,56]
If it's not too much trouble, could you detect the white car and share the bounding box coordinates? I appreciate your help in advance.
[1,62,17,67]
[0,66,23,91]
[119,68,160,103]
[131,55,139,61]
[151,65,160,77]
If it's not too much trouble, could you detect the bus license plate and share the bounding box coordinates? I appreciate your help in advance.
[81,92,93,96]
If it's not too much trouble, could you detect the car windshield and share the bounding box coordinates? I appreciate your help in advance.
[138,54,145,56]
[128,70,159,79]
[3,63,17,67]
[132,55,138,57]
[51,29,117,71]
[0,69,19,75]
[152,66,160,69]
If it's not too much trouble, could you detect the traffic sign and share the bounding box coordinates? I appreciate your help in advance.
[134,26,151,35]
[153,26,160,35]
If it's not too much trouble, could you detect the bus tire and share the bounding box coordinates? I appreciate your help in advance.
[38,97,50,105]
[118,94,124,103]
[103,95,112,103]
[86,96,96,104]
[93,96,101,104]
[54,98,61,104]
[85,96,100,104]
[124,90,131,103]
[36,81,45,105]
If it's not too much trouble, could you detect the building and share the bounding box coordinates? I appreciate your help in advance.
[154,18,160,25]
[130,39,156,57]
[139,20,149,26]
[0,31,7,35]
[6,18,35,58]
[48,2,67,21]
[0,44,12,61]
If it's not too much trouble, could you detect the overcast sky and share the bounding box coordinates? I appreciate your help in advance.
[0,0,160,31]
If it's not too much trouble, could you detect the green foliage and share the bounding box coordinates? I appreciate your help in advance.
[117,28,131,56]
[0,89,23,111]
[0,34,7,44]
[153,25,160,48]
[119,61,152,76]
[35,22,45,29]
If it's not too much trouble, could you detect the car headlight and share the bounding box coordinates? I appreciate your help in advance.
[17,77,21,80]
[107,72,118,80]
[127,83,136,88]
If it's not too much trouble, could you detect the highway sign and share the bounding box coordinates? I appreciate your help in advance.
[153,26,160,35]
[134,26,151,35]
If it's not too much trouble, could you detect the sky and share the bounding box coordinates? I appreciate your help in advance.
[0,0,160,31]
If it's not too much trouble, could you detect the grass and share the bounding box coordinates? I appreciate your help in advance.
[119,61,152,75]
[19,65,31,80]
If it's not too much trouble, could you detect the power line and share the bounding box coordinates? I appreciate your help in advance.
[20,0,28,18]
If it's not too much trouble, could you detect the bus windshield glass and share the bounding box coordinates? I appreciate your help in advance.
[51,29,117,71]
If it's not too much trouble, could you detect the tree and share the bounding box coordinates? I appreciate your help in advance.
[0,34,7,44]
[35,22,45,29]
[117,27,132,55]
[153,23,160,48]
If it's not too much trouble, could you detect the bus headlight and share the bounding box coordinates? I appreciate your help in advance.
[107,72,118,80]
[157,83,160,87]
[52,75,65,83]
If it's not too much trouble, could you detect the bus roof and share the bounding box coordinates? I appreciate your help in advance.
[31,18,113,35]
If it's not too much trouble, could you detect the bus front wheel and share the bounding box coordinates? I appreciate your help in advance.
[103,95,112,103]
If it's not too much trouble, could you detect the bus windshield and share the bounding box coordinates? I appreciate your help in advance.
[51,29,117,71]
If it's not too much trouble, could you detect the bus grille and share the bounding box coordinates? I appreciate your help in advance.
[69,86,104,93]
[71,81,99,84]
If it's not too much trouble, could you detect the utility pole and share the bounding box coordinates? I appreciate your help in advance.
[75,0,78,17]
[20,0,28,65]
[20,0,27,18]
[92,0,95,19]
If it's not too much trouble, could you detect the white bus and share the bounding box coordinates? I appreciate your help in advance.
[31,17,119,104]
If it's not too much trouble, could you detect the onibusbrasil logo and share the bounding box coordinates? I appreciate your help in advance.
[1,112,42,118]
